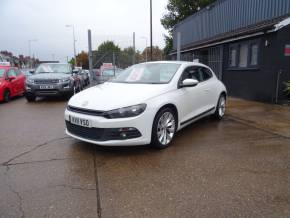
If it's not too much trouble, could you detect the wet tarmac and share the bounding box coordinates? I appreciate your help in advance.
[0,97,290,217]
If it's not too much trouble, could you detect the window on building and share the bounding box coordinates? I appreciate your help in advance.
[250,44,258,66]
[229,47,237,67]
[228,40,259,69]
[239,44,248,67]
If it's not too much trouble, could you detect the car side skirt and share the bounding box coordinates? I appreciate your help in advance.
[178,107,216,129]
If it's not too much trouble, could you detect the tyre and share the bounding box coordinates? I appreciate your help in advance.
[68,85,77,97]
[151,107,177,149]
[25,93,36,102]
[214,94,226,120]
[3,89,10,103]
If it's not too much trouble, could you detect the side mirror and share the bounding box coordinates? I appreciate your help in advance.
[180,79,199,88]
[8,76,16,81]
[29,70,35,74]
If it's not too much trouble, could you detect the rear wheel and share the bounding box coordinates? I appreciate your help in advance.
[214,94,226,120]
[3,89,10,103]
[151,107,177,149]
[25,93,36,102]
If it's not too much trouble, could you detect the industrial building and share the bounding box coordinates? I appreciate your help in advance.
[171,0,290,103]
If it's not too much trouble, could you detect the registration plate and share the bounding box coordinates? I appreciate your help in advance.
[70,116,92,128]
[40,85,55,89]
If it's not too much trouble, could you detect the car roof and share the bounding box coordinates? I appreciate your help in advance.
[138,61,209,68]
[39,63,69,65]
[0,66,12,69]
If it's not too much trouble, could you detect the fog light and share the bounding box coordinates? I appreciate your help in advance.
[120,132,127,138]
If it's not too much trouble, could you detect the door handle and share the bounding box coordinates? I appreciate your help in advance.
[204,89,210,92]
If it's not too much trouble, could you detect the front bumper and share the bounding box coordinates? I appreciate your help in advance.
[26,82,73,96]
[0,87,4,102]
[64,108,153,146]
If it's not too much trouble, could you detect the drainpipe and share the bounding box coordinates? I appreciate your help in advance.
[177,32,181,61]
[275,70,282,104]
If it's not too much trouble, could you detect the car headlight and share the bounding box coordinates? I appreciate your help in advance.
[26,79,34,84]
[104,104,147,119]
[60,78,71,83]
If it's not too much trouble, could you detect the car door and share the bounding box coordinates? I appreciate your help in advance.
[175,66,206,124]
[197,67,216,110]
[7,69,18,96]
[15,69,25,94]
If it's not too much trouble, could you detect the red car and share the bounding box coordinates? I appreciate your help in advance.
[0,65,26,102]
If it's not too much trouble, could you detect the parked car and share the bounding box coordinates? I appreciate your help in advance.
[79,69,90,86]
[100,68,123,83]
[25,63,82,102]
[72,68,85,89]
[21,69,34,78]
[65,61,227,149]
[0,65,26,102]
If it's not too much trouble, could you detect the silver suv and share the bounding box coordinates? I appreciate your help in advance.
[25,63,82,101]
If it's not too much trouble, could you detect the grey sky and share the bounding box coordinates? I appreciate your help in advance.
[0,0,168,62]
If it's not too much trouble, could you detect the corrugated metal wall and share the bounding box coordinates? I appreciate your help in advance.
[173,0,290,49]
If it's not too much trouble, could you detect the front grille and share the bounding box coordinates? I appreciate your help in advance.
[66,121,141,141]
[36,90,59,95]
[34,79,59,84]
[67,106,105,117]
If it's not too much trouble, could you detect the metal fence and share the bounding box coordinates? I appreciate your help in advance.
[91,49,166,82]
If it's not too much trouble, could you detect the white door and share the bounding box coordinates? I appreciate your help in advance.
[175,66,207,125]
[197,67,217,110]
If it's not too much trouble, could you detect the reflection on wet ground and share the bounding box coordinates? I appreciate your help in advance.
[0,97,290,217]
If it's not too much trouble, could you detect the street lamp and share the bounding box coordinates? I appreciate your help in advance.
[150,0,153,61]
[141,37,148,62]
[65,24,77,65]
[28,39,37,68]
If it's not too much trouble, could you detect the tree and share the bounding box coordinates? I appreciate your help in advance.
[76,51,89,69]
[97,41,121,53]
[161,0,216,54]
[119,47,135,68]
[140,46,163,62]
[68,58,75,66]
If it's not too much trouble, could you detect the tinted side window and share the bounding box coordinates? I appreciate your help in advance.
[15,69,21,76]
[199,67,213,81]
[180,67,202,82]
[7,69,17,77]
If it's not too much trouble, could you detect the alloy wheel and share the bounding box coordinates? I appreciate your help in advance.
[218,96,226,117]
[157,112,176,145]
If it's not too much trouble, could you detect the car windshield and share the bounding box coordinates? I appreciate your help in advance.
[111,63,181,84]
[102,69,115,77]
[0,69,4,77]
[23,70,32,76]
[35,64,71,74]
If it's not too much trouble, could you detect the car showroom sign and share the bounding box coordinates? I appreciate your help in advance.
[285,45,290,56]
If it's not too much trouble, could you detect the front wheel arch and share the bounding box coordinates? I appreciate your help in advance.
[154,103,179,128]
